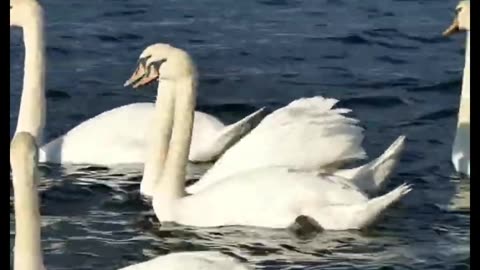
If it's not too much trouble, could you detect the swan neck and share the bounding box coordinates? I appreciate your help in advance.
[16,13,46,144]
[140,80,176,196]
[457,31,470,124]
[155,77,197,199]
[461,32,470,99]
[12,161,43,269]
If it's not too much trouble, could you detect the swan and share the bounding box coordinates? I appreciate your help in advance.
[10,132,251,270]
[124,49,406,197]
[124,43,412,230]
[443,0,470,177]
[127,48,406,197]
[10,0,264,166]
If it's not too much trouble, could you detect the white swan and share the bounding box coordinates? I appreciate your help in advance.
[125,57,405,197]
[443,0,470,177]
[11,132,45,270]
[125,43,412,230]
[10,0,263,166]
[128,50,406,197]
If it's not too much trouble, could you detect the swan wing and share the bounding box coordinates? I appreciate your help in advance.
[188,97,366,193]
[39,103,242,165]
[189,108,266,162]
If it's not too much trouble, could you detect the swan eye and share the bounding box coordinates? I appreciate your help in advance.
[148,59,167,71]
[144,59,166,78]
[455,7,462,15]
[137,55,152,68]
[10,5,12,9]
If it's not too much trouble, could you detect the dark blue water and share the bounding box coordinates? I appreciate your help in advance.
[10,0,470,269]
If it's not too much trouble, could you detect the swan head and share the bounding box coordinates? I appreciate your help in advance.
[443,1,470,36]
[10,0,43,27]
[10,132,39,186]
[124,43,197,88]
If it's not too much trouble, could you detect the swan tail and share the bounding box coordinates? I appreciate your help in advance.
[221,107,266,145]
[37,138,63,164]
[352,183,411,229]
[190,108,266,162]
[335,135,406,195]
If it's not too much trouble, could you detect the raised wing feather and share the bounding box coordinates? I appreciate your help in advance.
[188,96,366,194]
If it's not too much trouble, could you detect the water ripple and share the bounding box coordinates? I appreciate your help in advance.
[10,0,469,269]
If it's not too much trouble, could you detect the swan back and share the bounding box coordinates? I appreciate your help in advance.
[11,132,45,270]
[189,96,366,193]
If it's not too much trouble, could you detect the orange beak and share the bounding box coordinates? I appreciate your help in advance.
[124,63,160,89]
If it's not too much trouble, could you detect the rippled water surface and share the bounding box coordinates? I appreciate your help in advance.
[10,0,470,269]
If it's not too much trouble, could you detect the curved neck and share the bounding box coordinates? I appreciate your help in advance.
[160,78,196,198]
[12,159,43,269]
[140,81,176,196]
[16,14,46,144]
[142,77,196,199]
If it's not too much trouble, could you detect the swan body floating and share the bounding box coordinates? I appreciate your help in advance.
[10,0,263,166]
[124,40,406,197]
[39,103,264,165]
[125,43,411,230]
[443,0,470,177]
[130,51,407,197]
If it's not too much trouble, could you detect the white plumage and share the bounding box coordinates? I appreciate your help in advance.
[118,251,251,270]
[125,43,411,230]
[39,103,263,165]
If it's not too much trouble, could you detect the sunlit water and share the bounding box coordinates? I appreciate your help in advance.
[10,0,469,269]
